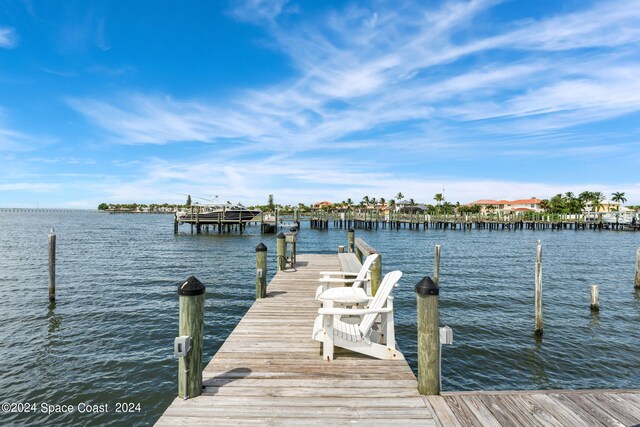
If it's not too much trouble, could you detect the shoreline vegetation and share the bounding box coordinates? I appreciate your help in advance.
[97,191,639,215]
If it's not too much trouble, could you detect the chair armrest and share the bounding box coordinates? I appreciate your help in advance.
[319,307,393,315]
[318,277,362,284]
[319,271,360,277]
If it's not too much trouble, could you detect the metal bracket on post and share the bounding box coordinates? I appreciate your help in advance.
[438,326,453,392]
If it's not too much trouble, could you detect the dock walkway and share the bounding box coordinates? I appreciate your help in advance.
[157,254,435,426]
[156,253,640,426]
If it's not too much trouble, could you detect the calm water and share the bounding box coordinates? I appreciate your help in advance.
[0,211,638,426]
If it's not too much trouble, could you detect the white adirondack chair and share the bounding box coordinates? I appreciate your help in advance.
[312,270,404,361]
[315,253,379,299]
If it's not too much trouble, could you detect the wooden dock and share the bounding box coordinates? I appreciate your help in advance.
[157,254,435,426]
[156,253,640,426]
[426,389,640,426]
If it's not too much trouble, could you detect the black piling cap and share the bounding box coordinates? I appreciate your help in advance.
[178,276,206,296]
[277,232,286,239]
[348,228,354,233]
[256,243,267,252]
[415,276,439,296]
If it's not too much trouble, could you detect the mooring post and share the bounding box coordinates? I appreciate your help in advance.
[48,228,56,302]
[434,244,441,286]
[415,276,439,395]
[338,245,345,254]
[256,243,267,299]
[347,228,355,253]
[635,247,640,289]
[370,253,382,296]
[177,276,206,399]
[174,214,179,234]
[590,285,599,312]
[534,240,543,335]
[276,232,286,271]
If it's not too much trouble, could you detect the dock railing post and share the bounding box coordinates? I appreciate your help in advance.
[338,245,345,253]
[256,243,267,298]
[177,276,206,399]
[415,276,439,395]
[48,228,56,301]
[347,228,355,253]
[276,233,286,271]
[635,247,640,289]
[535,240,543,335]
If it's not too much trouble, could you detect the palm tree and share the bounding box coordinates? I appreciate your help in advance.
[346,198,353,206]
[434,193,444,205]
[396,192,404,201]
[370,197,377,208]
[611,192,626,211]
[362,195,370,206]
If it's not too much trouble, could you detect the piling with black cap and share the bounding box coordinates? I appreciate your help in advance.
[256,243,267,298]
[415,276,440,395]
[178,276,206,399]
[48,228,56,301]
[276,232,286,271]
[347,228,355,253]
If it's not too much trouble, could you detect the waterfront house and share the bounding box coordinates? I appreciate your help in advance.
[467,198,543,214]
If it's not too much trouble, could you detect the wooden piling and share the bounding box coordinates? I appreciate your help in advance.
[434,244,441,287]
[635,247,640,289]
[534,240,543,335]
[338,245,345,253]
[48,228,56,302]
[256,243,267,299]
[276,232,286,271]
[347,228,354,253]
[370,253,382,296]
[174,214,179,234]
[590,285,599,312]
[415,276,439,395]
[178,276,206,399]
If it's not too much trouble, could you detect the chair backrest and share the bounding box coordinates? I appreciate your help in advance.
[352,254,379,288]
[358,270,402,336]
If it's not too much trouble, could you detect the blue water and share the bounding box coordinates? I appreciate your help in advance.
[0,211,638,425]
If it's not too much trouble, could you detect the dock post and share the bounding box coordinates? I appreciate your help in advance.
[256,243,267,298]
[177,276,206,399]
[415,276,439,395]
[635,248,640,288]
[535,240,543,335]
[174,214,179,234]
[371,254,382,296]
[434,244,441,286]
[276,233,286,271]
[338,245,345,253]
[347,228,355,253]
[590,285,599,312]
[48,228,56,302]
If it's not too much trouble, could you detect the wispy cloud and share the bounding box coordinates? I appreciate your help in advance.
[230,0,291,24]
[58,0,640,206]
[69,0,640,156]
[0,27,17,48]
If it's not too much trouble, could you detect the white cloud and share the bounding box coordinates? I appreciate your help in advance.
[56,0,640,208]
[0,27,17,49]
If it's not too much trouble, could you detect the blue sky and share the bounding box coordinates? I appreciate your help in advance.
[1,0,640,208]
